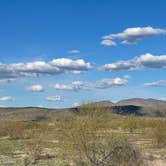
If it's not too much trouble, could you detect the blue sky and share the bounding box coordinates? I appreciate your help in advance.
[0,0,166,108]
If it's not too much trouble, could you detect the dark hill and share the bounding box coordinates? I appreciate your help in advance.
[116,98,166,108]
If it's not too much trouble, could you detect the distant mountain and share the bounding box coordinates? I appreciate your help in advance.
[116,98,166,108]
[80,98,166,108]
[0,98,166,121]
[78,98,166,117]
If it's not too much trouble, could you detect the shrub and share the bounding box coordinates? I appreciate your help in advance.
[121,115,142,132]
[151,120,166,147]
[0,121,27,139]
[0,120,44,140]
[70,120,142,165]
[60,104,143,165]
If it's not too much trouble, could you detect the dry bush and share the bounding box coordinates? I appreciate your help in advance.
[70,120,142,165]
[60,103,143,166]
[121,115,144,132]
[0,120,28,139]
[0,121,9,137]
[151,120,166,147]
[122,116,166,132]
[0,121,40,140]
[140,118,158,129]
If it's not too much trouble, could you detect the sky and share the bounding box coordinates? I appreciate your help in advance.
[0,0,166,108]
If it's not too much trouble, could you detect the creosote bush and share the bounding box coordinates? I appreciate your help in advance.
[60,103,143,166]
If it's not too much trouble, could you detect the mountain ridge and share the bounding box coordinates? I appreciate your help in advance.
[0,98,166,121]
[78,98,166,108]
[116,98,166,108]
[1,98,166,109]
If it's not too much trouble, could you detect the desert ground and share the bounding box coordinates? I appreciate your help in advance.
[0,101,165,166]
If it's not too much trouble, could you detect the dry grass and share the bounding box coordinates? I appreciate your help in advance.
[150,120,166,147]
[0,120,28,139]
[0,105,165,165]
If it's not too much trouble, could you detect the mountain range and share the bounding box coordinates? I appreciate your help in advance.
[81,98,166,108]
[0,98,166,121]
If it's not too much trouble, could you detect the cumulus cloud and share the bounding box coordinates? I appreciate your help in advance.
[68,50,80,54]
[0,96,13,101]
[95,77,128,89]
[0,58,92,81]
[46,96,61,102]
[100,53,166,72]
[28,85,44,92]
[101,39,116,46]
[52,77,129,91]
[144,80,166,87]
[101,27,166,45]
[53,81,90,91]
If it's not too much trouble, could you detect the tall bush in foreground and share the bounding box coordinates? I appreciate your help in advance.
[62,103,142,166]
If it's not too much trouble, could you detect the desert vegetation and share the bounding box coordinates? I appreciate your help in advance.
[0,104,165,165]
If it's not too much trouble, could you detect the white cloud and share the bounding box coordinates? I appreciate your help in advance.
[144,80,166,87]
[100,53,166,72]
[95,77,128,89]
[46,96,61,102]
[53,77,129,91]
[0,58,92,80]
[53,83,73,91]
[28,85,44,92]
[101,39,116,46]
[53,81,90,91]
[137,53,166,68]
[0,96,13,101]
[68,50,80,54]
[102,26,166,45]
